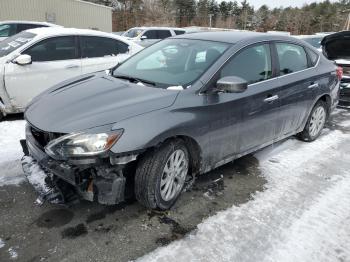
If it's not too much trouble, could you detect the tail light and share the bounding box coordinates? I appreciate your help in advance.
[336,66,343,80]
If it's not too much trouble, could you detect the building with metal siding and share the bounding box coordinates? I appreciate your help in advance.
[0,0,113,32]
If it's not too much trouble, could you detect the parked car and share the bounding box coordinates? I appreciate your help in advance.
[321,31,349,108]
[0,21,60,41]
[21,32,340,210]
[122,27,186,47]
[0,27,143,119]
[295,34,328,52]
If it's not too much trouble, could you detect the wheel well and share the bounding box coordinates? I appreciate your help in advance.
[176,135,202,175]
[139,135,202,176]
[318,94,331,116]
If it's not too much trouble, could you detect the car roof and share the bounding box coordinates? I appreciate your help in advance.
[295,35,324,39]
[25,27,141,47]
[0,20,60,27]
[27,27,124,38]
[172,31,298,44]
[128,26,185,31]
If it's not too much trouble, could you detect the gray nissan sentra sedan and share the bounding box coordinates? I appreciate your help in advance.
[21,32,340,210]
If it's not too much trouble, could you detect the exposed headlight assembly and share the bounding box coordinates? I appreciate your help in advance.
[45,129,123,158]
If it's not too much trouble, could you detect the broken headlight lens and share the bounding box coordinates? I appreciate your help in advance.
[45,130,123,158]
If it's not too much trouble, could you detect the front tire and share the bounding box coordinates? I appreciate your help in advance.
[135,140,189,210]
[298,100,327,142]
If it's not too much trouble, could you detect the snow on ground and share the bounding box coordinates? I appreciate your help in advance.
[0,120,26,186]
[8,247,18,259]
[0,238,4,249]
[139,130,350,261]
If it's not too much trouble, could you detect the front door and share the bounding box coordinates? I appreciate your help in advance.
[4,36,81,109]
[207,43,282,163]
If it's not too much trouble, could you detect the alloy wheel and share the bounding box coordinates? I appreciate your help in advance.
[309,106,326,137]
[160,149,188,202]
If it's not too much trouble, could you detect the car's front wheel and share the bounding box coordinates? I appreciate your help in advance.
[135,139,189,210]
[298,100,328,142]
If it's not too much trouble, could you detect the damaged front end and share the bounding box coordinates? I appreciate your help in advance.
[20,124,138,206]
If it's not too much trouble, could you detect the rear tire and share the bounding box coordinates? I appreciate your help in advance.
[298,100,327,142]
[135,139,189,210]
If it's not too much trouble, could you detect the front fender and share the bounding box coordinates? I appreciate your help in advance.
[109,108,206,155]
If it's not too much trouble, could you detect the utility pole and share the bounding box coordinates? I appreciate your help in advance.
[209,14,213,28]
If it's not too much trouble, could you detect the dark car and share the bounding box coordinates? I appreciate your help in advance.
[21,32,340,210]
[321,31,349,108]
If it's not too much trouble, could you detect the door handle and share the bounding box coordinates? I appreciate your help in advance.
[264,95,279,103]
[65,64,79,69]
[308,83,319,89]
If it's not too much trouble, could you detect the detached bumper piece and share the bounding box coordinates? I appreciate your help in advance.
[20,138,127,206]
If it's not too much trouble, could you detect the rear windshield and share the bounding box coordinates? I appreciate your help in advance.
[0,31,36,57]
[302,37,323,49]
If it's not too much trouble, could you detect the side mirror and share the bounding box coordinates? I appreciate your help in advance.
[140,35,147,40]
[216,76,248,93]
[14,54,32,65]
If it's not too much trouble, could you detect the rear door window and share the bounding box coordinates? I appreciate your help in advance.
[220,44,272,84]
[143,30,158,39]
[80,36,128,58]
[157,30,172,39]
[24,36,78,61]
[0,24,17,37]
[276,43,308,75]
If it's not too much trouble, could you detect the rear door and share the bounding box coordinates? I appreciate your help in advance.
[273,42,318,136]
[4,36,81,108]
[80,36,129,74]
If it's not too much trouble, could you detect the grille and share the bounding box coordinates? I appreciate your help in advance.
[30,126,64,148]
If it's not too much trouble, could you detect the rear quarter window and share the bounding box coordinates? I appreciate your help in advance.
[276,43,308,75]
[306,48,319,66]
[174,30,186,35]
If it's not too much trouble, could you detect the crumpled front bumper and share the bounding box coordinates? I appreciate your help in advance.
[20,126,128,206]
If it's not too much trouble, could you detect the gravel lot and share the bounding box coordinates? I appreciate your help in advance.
[0,109,349,262]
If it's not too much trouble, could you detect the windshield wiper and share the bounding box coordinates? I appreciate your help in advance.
[113,74,156,86]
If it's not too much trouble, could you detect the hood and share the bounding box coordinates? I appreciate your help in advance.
[321,31,350,60]
[25,73,179,133]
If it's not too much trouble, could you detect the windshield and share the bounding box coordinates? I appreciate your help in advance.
[113,39,229,87]
[302,37,323,48]
[0,31,36,57]
[123,28,143,38]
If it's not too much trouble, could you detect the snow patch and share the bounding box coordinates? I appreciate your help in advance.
[0,238,5,249]
[138,130,350,262]
[8,247,18,259]
[0,120,26,163]
[22,156,50,194]
[0,120,26,186]
[0,160,26,186]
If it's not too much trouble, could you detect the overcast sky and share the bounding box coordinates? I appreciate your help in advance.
[226,0,338,8]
